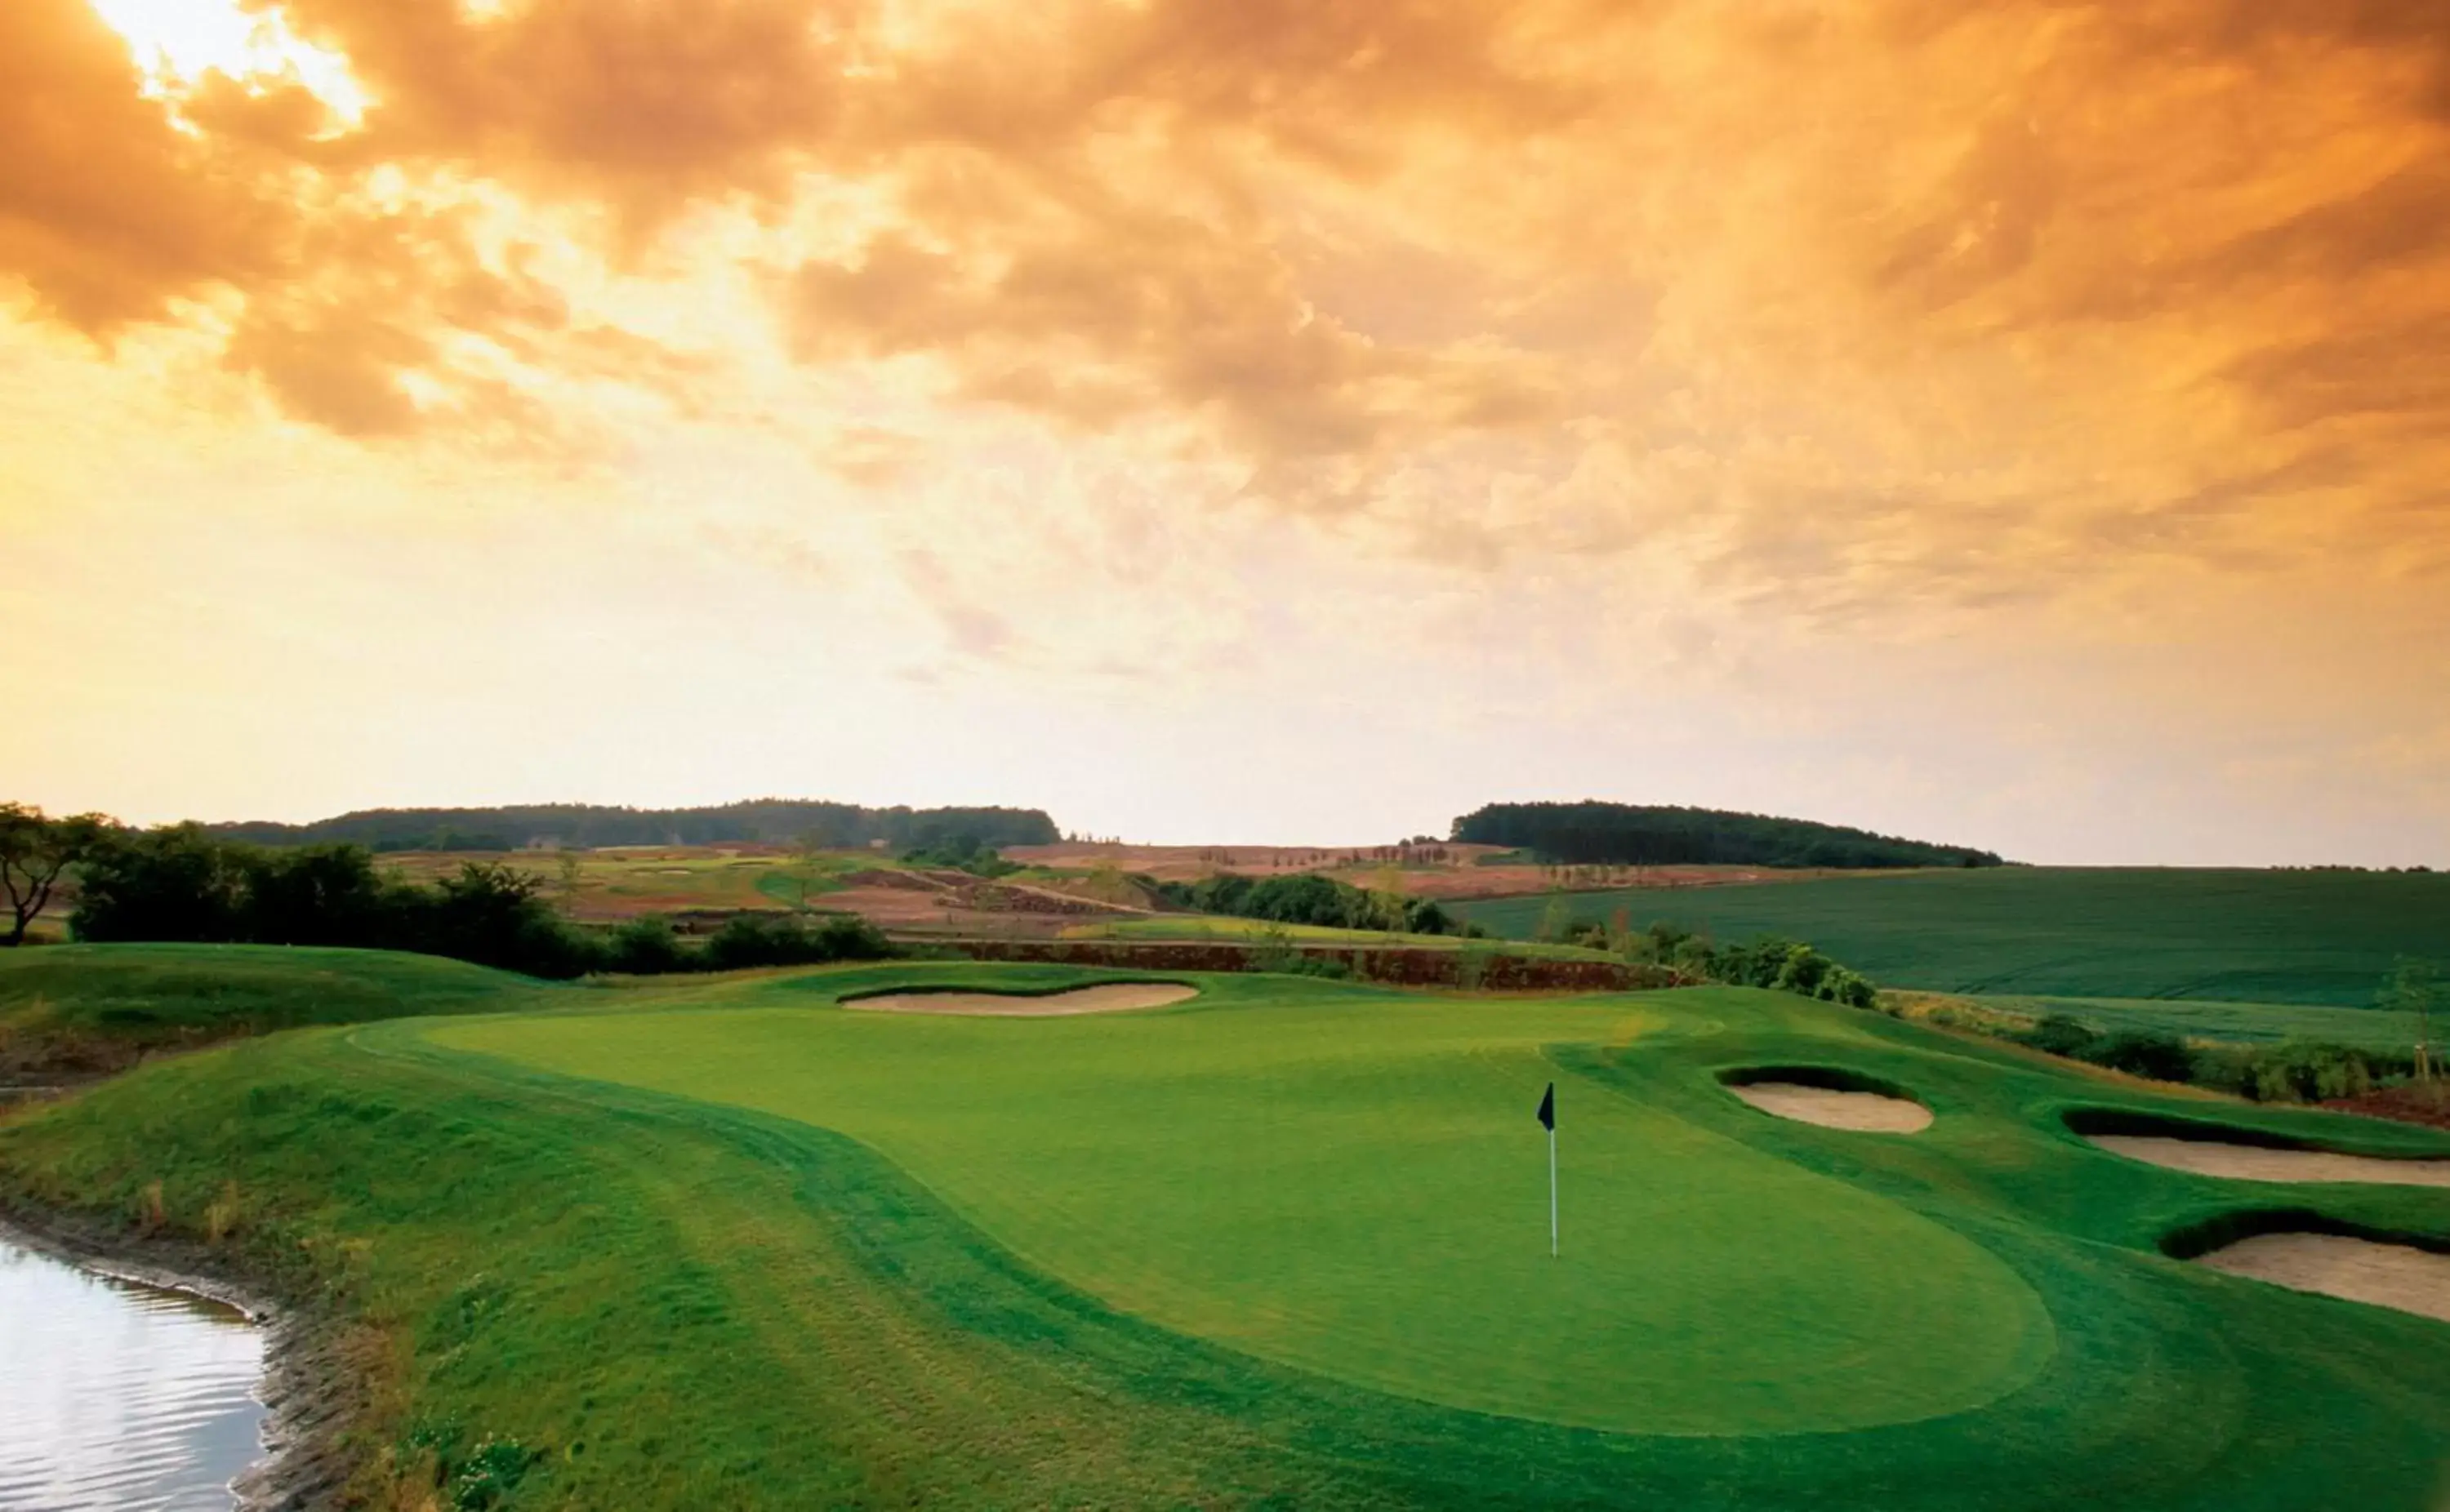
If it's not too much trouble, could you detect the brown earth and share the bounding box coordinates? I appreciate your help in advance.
[2323,1083,2450,1131]
[2195,1233,2450,1323]
[845,983,1200,1016]
[1726,1083,1933,1132]
[2087,1135,2450,1188]
[1002,843,1885,902]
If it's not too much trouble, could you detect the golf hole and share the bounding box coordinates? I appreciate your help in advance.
[2067,1110,2450,1189]
[843,982,1199,1016]
[1721,1067,1933,1133]
[2167,1213,2450,1323]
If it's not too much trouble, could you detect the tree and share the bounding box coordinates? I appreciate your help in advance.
[0,804,110,946]
[2381,958,2447,1083]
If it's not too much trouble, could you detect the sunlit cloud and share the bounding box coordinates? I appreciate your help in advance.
[1,0,2445,862]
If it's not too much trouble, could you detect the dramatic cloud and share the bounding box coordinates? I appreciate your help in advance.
[3,0,2446,859]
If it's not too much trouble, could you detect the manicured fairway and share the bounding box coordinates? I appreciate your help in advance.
[1455,866,2450,1003]
[433,984,2050,1433]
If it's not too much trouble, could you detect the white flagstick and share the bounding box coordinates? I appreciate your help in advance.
[1548,1123,1559,1258]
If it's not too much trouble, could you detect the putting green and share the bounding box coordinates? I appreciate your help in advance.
[430,985,2053,1434]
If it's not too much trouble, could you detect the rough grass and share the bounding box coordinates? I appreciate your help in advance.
[3,953,2449,1508]
[1455,866,2450,1004]
[0,944,554,1078]
[1977,995,2433,1050]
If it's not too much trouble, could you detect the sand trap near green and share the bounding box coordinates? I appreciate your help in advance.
[430,985,2051,1434]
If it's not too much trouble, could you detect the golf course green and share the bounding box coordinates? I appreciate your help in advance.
[433,982,2049,1434]
[4,948,2449,1508]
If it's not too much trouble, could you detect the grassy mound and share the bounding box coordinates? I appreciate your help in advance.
[4,955,2450,1507]
[0,944,554,1080]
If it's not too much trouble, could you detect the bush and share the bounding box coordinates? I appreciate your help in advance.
[607,915,691,975]
[700,913,893,972]
[1154,871,1455,936]
[2222,1040,2406,1104]
[2018,1013,2101,1059]
[69,828,896,981]
[899,831,1019,878]
[2079,1030,2195,1084]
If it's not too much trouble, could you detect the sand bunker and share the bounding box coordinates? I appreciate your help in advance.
[2089,1136,2450,1188]
[845,983,1198,1016]
[2195,1233,2450,1323]
[1727,1083,1933,1133]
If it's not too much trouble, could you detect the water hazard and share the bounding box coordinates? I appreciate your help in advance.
[0,1239,266,1511]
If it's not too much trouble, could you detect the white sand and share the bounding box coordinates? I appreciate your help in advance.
[2195,1233,2450,1323]
[2088,1135,2450,1188]
[845,983,1198,1016]
[1726,1082,1933,1133]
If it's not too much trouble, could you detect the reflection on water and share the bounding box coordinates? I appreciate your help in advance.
[0,1240,266,1511]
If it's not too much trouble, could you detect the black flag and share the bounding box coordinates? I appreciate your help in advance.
[1536,1083,1555,1131]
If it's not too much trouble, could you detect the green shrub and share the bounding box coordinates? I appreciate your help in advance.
[701,914,893,972]
[2018,1014,2100,1059]
[2079,1031,2194,1084]
[608,915,690,975]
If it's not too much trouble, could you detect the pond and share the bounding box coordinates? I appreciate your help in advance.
[0,1239,267,1510]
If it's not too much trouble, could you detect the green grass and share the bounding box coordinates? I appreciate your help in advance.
[0,944,554,1075]
[435,984,2047,1434]
[1455,867,2450,1004]
[1979,995,2432,1050]
[4,950,2450,1508]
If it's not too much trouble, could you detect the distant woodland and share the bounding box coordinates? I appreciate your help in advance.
[207,800,1061,853]
[1451,802,2005,869]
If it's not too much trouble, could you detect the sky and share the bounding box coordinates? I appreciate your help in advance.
[2,0,2445,865]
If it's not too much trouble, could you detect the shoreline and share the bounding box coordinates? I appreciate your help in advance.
[0,1203,369,1511]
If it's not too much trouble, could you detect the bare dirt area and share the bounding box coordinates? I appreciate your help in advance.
[2088,1135,2450,1188]
[2323,1084,2450,1132]
[845,983,1200,1016]
[1726,1083,1933,1132]
[2195,1233,2450,1323]
[1003,843,1510,883]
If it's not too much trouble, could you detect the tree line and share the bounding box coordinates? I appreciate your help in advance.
[1451,800,2005,869]
[1156,872,1462,936]
[2,806,893,978]
[205,799,1060,854]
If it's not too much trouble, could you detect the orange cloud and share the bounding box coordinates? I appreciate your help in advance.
[0,0,287,328]
[3,0,2444,616]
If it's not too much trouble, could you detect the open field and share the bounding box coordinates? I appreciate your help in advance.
[4,947,2450,1507]
[1457,866,2450,1005]
[1973,995,2434,1051]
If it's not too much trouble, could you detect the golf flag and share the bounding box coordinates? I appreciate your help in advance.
[1537,1083,1558,1256]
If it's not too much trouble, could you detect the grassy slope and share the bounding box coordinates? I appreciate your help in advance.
[0,944,555,1077]
[1,954,2447,1508]
[1454,866,2450,1004]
